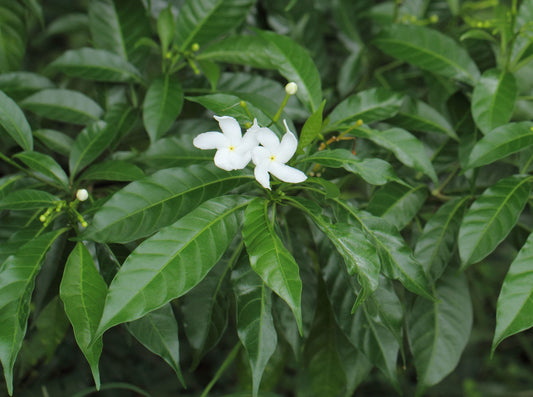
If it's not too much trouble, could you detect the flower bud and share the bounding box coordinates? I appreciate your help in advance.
[191,43,200,52]
[285,82,298,95]
[76,189,89,202]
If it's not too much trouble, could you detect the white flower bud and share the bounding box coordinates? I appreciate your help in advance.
[285,82,298,95]
[76,189,89,201]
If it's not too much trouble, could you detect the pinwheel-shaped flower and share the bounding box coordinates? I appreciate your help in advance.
[252,121,307,189]
[193,115,258,171]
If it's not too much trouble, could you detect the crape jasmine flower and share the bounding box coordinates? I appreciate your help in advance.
[252,120,307,190]
[193,115,258,171]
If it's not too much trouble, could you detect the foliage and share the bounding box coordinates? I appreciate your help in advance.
[1,0,533,396]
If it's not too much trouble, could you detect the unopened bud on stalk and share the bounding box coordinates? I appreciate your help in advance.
[285,82,298,95]
[191,43,200,52]
[76,189,89,202]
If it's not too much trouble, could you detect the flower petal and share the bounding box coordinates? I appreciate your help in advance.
[254,165,271,189]
[252,146,271,166]
[256,128,280,151]
[231,149,252,169]
[269,162,307,184]
[241,128,258,152]
[193,131,228,150]
[277,131,298,163]
[214,115,242,142]
[213,148,235,171]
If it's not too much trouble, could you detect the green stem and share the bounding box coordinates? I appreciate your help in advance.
[199,343,241,397]
[269,93,290,127]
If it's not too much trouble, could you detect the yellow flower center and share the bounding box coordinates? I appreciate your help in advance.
[229,145,235,151]
[270,155,276,161]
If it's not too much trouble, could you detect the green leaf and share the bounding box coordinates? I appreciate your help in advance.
[83,164,253,243]
[96,196,250,336]
[414,197,469,282]
[181,254,232,364]
[493,231,533,352]
[78,160,144,182]
[88,0,150,65]
[367,183,427,230]
[407,271,472,396]
[322,253,401,390]
[290,197,380,306]
[33,129,74,157]
[199,31,322,112]
[334,200,433,300]
[390,97,458,140]
[14,151,69,190]
[242,198,303,334]
[60,243,107,389]
[156,7,174,53]
[298,100,325,151]
[0,90,32,151]
[472,69,518,135]
[47,48,143,83]
[21,89,103,125]
[352,127,438,182]
[297,149,399,186]
[0,228,66,396]
[175,0,255,51]
[139,134,213,169]
[0,189,60,210]
[373,24,480,84]
[232,258,277,397]
[325,87,404,131]
[459,175,532,268]
[0,72,54,99]
[69,121,117,177]
[0,1,26,72]
[466,121,533,170]
[142,75,184,142]
[126,304,185,387]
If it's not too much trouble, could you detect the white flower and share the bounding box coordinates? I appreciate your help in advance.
[285,82,298,95]
[193,115,258,171]
[76,189,89,201]
[252,120,307,189]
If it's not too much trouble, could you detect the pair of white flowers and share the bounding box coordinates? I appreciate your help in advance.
[193,115,307,190]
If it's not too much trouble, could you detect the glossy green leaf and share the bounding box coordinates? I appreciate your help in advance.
[367,183,427,230]
[69,121,116,177]
[126,304,185,386]
[181,255,231,364]
[33,129,74,157]
[78,160,144,182]
[199,31,322,112]
[352,127,438,182]
[373,24,480,84]
[303,286,346,397]
[414,197,469,281]
[0,1,26,72]
[0,228,66,396]
[176,0,255,50]
[88,0,150,65]
[290,197,380,306]
[334,200,433,300]
[493,231,533,352]
[325,87,404,131]
[14,151,69,190]
[298,100,325,151]
[96,196,250,337]
[47,47,143,82]
[83,164,253,243]
[322,252,401,390]
[390,97,458,140]
[466,121,533,169]
[143,75,184,142]
[21,89,103,125]
[156,7,174,53]
[140,134,213,169]
[0,72,54,99]
[242,198,303,334]
[336,330,373,397]
[297,149,399,186]
[471,69,518,135]
[0,189,60,210]
[459,175,532,268]
[60,243,107,389]
[407,271,472,396]
[0,90,32,151]
[232,258,277,397]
